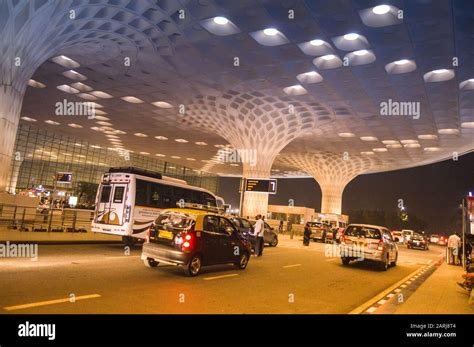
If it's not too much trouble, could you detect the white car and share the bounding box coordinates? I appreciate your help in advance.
[402,229,414,243]
[429,234,440,243]
[392,231,404,243]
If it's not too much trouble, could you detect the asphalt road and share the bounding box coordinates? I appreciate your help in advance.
[0,236,444,314]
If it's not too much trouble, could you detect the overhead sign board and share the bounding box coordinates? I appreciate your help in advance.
[242,178,277,194]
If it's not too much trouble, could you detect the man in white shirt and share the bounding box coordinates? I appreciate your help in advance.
[253,215,265,257]
[447,233,461,265]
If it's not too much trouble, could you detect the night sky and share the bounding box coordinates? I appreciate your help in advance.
[218,152,474,234]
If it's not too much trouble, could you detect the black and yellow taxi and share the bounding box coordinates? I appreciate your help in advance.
[141,207,252,276]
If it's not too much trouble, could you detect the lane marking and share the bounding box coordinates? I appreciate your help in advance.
[105,255,140,259]
[387,293,395,298]
[377,299,387,305]
[349,265,424,314]
[4,294,101,311]
[282,264,302,268]
[203,273,239,281]
[366,307,377,313]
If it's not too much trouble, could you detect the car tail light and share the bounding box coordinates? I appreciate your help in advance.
[181,233,193,252]
[377,240,384,251]
[145,227,151,243]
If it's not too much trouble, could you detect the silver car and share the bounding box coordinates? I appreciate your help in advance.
[339,224,398,271]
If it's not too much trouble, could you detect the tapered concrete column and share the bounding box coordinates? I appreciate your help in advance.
[319,181,347,215]
[184,91,321,218]
[278,152,385,215]
[240,159,274,218]
[0,85,25,192]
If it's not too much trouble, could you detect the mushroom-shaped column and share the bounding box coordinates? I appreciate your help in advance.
[278,152,385,215]
[184,91,318,217]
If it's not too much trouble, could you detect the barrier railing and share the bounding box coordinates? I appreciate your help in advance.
[0,203,94,233]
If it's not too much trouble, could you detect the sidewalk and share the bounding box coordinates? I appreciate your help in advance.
[394,261,474,314]
[0,227,122,244]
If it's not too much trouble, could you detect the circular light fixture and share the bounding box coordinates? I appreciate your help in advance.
[373,147,388,152]
[394,59,410,65]
[306,71,318,76]
[404,143,421,148]
[400,139,418,144]
[418,134,438,140]
[263,28,278,36]
[310,39,325,46]
[338,132,356,138]
[344,33,359,41]
[361,151,375,155]
[195,142,207,145]
[461,122,474,128]
[438,128,459,134]
[213,16,229,25]
[424,147,441,152]
[372,5,390,15]
[432,69,449,74]
[353,49,368,56]
[155,153,165,157]
[175,139,188,143]
[322,54,336,61]
[155,136,168,140]
[360,136,378,141]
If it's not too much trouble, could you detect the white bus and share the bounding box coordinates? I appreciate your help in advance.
[91,167,219,246]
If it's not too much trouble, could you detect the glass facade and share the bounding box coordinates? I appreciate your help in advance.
[7,125,219,202]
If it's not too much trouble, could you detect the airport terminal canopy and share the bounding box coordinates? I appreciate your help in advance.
[1,0,474,216]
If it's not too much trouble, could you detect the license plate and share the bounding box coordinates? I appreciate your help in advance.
[158,230,173,240]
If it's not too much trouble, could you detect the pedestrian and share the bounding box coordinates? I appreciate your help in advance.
[303,222,311,246]
[278,219,284,234]
[288,220,293,239]
[253,214,265,257]
[447,232,461,265]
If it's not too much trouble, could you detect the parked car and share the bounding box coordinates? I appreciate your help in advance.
[429,234,440,244]
[141,208,252,276]
[437,235,448,246]
[407,233,429,250]
[401,229,414,243]
[249,219,279,247]
[339,224,398,271]
[308,222,331,242]
[392,231,404,243]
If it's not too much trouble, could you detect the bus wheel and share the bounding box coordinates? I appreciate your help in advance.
[122,236,136,248]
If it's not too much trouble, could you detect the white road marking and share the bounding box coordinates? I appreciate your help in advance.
[387,293,395,298]
[282,264,302,268]
[203,273,239,281]
[4,294,101,311]
[366,307,377,313]
[377,299,387,305]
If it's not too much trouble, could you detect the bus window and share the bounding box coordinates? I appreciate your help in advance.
[136,179,148,206]
[100,185,112,203]
[113,186,125,203]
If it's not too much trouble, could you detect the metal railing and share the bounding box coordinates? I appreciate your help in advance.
[0,203,94,233]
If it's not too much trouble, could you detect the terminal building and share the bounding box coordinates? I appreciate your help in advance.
[1,0,473,219]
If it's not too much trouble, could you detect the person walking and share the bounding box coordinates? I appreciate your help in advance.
[447,232,461,265]
[288,220,293,239]
[278,219,284,234]
[303,222,311,246]
[253,214,265,257]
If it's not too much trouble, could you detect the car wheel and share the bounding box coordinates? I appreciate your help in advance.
[390,252,398,267]
[235,252,249,270]
[184,254,202,276]
[270,237,278,247]
[341,257,350,266]
[380,254,389,271]
[122,236,136,248]
[144,258,159,268]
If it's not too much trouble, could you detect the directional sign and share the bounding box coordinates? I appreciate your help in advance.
[243,178,277,194]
